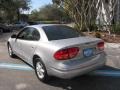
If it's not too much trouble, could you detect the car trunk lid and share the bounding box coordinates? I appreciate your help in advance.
[50,36,104,60]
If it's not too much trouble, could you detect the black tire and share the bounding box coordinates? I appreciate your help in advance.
[34,58,50,83]
[8,44,15,58]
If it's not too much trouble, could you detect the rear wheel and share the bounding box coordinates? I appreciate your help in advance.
[35,58,49,83]
[8,44,15,58]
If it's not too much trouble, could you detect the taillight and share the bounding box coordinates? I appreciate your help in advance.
[54,47,79,60]
[97,42,104,50]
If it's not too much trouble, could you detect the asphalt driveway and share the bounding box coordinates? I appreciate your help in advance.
[0,32,120,90]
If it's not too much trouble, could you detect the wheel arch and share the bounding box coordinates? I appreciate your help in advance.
[32,54,42,68]
[7,42,10,48]
[7,41,9,45]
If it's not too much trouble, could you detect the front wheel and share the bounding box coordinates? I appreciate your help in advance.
[35,58,49,82]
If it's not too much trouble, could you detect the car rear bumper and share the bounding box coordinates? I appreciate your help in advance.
[48,53,106,79]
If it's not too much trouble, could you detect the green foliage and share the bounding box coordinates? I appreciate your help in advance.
[0,0,30,23]
[112,24,120,34]
[53,0,97,32]
[74,24,86,32]
[29,4,71,22]
[74,24,98,32]
[89,24,98,31]
[52,0,61,5]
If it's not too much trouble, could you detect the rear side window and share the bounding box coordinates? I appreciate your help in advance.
[42,25,80,40]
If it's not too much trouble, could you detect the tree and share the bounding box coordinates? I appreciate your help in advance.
[96,0,118,35]
[13,0,30,21]
[53,0,118,34]
[30,4,71,22]
[53,0,98,32]
[0,0,30,23]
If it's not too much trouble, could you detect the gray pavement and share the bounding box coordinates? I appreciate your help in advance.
[0,32,120,90]
[105,48,120,69]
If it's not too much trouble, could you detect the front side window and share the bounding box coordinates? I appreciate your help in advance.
[17,28,31,40]
[17,27,40,41]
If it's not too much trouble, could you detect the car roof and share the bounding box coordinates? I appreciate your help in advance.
[27,24,64,29]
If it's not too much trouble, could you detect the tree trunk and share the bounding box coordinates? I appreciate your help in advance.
[17,8,20,21]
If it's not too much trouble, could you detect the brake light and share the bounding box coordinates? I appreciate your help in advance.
[54,47,79,60]
[97,42,104,50]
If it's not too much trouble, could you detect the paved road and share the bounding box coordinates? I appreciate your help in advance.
[0,32,120,90]
[105,48,120,69]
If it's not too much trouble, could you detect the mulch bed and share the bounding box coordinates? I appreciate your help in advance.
[83,32,120,43]
[102,35,120,43]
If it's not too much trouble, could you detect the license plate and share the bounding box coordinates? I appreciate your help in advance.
[83,48,93,57]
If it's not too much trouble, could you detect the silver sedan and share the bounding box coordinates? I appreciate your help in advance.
[7,24,106,82]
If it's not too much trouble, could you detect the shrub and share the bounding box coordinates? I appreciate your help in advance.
[74,24,98,32]
[89,24,98,31]
[74,24,87,32]
[112,24,120,35]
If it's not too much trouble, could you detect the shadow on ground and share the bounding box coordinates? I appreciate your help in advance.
[8,56,120,90]
[47,66,120,90]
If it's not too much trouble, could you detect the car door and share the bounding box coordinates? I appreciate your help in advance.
[17,27,40,64]
[14,28,31,59]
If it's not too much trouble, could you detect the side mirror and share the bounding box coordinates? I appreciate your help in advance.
[11,34,17,38]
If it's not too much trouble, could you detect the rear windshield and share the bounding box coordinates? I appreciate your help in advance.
[42,25,80,40]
